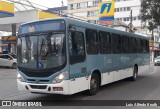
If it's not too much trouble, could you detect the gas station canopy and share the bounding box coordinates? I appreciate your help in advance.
[0,0,61,32]
[3,0,48,12]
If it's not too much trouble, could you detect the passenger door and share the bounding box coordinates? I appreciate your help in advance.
[68,27,88,94]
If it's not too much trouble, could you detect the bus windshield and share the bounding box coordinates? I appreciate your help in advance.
[17,32,66,69]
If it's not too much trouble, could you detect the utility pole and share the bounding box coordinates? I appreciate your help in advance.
[129,10,133,33]
[151,30,154,62]
[61,0,64,6]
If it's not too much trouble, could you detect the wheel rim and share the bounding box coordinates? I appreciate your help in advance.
[90,78,98,92]
[134,68,137,79]
[134,72,136,79]
[13,63,17,69]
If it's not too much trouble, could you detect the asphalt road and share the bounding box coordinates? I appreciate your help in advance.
[0,64,160,109]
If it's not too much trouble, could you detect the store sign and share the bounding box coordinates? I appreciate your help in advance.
[99,0,115,26]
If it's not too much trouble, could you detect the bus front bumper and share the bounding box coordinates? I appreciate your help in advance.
[17,79,69,95]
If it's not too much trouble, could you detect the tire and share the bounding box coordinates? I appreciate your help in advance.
[86,73,100,96]
[131,66,138,81]
[12,63,17,69]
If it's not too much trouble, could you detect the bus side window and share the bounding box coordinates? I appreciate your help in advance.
[69,31,86,65]
[130,37,137,53]
[122,35,130,53]
[142,39,146,53]
[99,31,111,54]
[112,33,122,54]
[142,39,149,53]
[86,29,99,54]
[137,38,142,53]
[146,40,149,53]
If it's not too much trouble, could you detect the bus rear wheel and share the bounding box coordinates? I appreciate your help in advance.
[131,66,138,81]
[87,73,100,96]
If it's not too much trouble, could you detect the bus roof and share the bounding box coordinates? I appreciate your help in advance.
[20,17,149,40]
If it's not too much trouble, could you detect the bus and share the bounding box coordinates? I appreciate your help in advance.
[17,17,150,95]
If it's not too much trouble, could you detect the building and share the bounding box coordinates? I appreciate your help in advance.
[68,0,99,23]
[114,0,141,27]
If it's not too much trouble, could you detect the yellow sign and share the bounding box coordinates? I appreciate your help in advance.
[0,1,14,18]
[99,0,115,22]
[38,11,61,20]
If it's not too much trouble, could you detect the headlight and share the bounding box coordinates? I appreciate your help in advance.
[52,71,68,83]
[17,73,25,82]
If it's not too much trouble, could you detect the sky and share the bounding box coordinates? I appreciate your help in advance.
[28,0,67,8]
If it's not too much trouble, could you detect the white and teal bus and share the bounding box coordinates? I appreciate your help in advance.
[17,17,150,95]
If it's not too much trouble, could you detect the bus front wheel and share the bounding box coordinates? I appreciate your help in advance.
[87,73,100,96]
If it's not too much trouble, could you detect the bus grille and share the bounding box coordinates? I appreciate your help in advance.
[27,79,50,83]
[18,68,56,77]
[23,71,53,77]
[30,85,47,89]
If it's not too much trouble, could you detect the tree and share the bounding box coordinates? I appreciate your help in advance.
[140,0,160,31]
